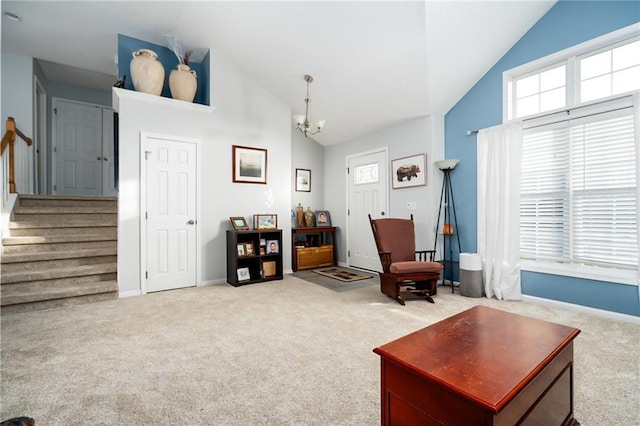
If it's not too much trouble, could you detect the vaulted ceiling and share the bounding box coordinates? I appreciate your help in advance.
[1,1,555,145]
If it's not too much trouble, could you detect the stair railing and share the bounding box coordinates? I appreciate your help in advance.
[1,117,33,195]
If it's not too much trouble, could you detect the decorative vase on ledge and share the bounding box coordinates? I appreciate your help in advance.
[169,64,197,102]
[130,49,165,96]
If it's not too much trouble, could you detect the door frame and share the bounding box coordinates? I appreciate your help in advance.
[51,97,111,194]
[139,131,202,294]
[345,146,389,271]
[33,75,47,194]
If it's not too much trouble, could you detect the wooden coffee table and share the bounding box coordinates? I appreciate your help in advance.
[373,305,581,425]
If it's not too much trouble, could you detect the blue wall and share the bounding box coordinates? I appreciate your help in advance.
[444,0,640,316]
[117,34,208,105]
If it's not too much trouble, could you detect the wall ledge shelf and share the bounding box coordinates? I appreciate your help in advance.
[112,87,215,114]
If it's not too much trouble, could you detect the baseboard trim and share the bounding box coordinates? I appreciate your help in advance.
[522,295,640,324]
[118,290,141,298]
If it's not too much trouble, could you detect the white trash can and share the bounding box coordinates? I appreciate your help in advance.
[459,253,483,298]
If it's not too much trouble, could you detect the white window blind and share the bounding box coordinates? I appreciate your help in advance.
[521,107,638,272]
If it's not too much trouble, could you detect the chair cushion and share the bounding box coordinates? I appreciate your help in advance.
[372,218,416,263]
[390,261,442,274]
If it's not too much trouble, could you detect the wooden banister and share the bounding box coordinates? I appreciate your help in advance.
[1,117,33,193]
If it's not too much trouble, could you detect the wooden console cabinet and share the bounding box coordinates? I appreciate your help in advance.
[291,226,337,271]
[226,229,283,286]
[374,305,581,426]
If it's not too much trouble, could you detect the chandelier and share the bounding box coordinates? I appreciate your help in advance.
[293,75,326,138]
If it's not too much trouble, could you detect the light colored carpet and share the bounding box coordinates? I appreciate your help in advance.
[1,275,638,425]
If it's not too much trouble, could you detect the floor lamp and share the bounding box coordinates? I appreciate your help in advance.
[433,159,461,292]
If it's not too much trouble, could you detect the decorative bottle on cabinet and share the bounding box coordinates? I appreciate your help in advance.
[130,49,165,96]
[304,207,315,227]
[169,64,197,102]
[296,203,305,228]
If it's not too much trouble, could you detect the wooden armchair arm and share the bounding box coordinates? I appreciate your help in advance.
[378,252,392,272]
[416,250,437,262]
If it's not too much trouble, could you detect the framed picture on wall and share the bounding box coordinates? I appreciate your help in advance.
[295,168,311,192]
[232,145,267,184]
[391,153,427,189]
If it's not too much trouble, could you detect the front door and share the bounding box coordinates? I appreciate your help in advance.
[347,149,388,272]
[144,134,198,293]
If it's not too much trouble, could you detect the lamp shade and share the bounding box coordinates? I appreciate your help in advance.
[434,159,460,170]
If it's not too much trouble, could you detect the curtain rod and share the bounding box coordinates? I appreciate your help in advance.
[466,130,478,136]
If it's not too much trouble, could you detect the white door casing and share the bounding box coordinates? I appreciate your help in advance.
[141,133,199,293]
[101,110,117,196]
[347,148,389,272]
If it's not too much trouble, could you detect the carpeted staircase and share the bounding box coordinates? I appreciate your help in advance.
[1,194,118,314]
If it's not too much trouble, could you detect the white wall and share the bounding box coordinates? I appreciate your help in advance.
[324,115,445,263]
[115,50,292,295]
[1,52,34,195]
[291,130,324,226]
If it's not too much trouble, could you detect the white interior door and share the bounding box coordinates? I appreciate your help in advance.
[54,99,103,195]
[347,149,388,272]
[144,135,197,292]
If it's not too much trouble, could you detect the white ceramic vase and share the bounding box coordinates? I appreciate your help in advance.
[169,64,198,102]
[130,49,165,96]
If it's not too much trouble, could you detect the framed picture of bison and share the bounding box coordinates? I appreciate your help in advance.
[391,153,426,189]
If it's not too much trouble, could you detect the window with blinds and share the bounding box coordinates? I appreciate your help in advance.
[521,107,638,272]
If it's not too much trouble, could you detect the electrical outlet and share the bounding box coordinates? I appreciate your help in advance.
[407,201,417,210]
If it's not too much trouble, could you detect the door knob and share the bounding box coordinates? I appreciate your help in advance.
[187,219,195,225]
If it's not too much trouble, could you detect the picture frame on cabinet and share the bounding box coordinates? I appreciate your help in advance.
[295,168,311,192]
[254,214,278,230]
[232,145,267,184]
[230,216,249,231]
[237,267,251,282]
[266,240,279,254]
[315,210,332,227]
[237,243,246,257]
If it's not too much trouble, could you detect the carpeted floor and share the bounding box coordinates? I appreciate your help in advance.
[1,275,638,425]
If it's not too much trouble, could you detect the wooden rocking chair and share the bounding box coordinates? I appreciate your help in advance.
[368,214,442,305]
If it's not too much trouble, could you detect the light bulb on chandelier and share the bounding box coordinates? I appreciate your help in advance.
[294,75,326,137]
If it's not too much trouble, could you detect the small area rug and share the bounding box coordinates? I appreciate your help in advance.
[312,267,373,282]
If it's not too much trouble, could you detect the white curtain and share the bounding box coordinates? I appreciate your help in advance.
[477,122,523,300]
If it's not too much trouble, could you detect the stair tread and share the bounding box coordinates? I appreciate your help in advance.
[18,194,117,201]
[2,263,117,283]
[9,220,116,229]
[1,248,117,264]
[2,234,116,245]
[1,280,118,305]
[14,206,116,214]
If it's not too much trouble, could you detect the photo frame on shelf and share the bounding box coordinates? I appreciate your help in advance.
[237,267,251,282]
[236,243,246,257]
[230,216,249,231]
[245,242,255,256]
[315,210,332,227]
[254,214,278,230]
[266,240,279,254]
[232,145,267,184]
[295,168,311,192]
[391,153,427,189]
